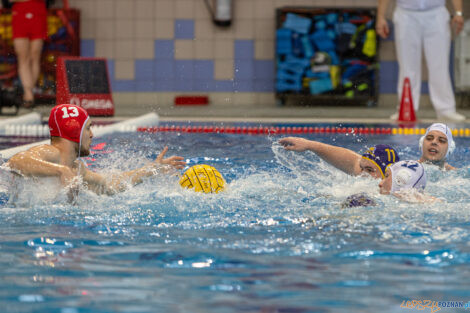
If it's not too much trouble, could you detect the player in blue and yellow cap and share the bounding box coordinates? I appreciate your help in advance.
[361,144,399,178]
[279,137,399,179]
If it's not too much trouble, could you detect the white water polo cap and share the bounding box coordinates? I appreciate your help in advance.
[419,123,455,158]
[389,160,426,193]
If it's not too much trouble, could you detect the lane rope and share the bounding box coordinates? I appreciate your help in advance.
[2,124,470,137]
[137,126,470,137]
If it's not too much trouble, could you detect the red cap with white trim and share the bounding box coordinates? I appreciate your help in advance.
[49,104,89,143]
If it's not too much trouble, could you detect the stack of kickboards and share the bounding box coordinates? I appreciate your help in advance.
[276,10,377,98]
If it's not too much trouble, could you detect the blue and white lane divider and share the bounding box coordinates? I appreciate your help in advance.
[0,112,159,159]
[3,124,49,136]
[0,112,42,135]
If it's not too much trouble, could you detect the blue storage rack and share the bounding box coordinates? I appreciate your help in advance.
[275,7,379,107]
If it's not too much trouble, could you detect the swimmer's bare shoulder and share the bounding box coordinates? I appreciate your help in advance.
[5,144,69,180]
[7,144,60,167]
[417,159,457,171]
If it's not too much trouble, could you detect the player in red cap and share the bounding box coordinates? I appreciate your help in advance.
[6,104,186,198]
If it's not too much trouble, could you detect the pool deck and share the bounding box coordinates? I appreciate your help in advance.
[3,102,470,125]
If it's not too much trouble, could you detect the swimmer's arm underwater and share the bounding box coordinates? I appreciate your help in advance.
[279,137,362,176]
[444,163,456,171]
[418,160,457,171]
[82,146,186,195]
[5,145,77,185]
[393,190,440,204]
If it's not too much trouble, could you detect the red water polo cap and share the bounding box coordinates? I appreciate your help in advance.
[49,104,90,143]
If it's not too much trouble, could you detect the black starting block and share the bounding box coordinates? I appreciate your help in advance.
[0,86,20,115]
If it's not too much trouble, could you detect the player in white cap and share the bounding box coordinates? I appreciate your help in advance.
[418,123,456,170]
[379,160,426,194]
[379,160,436,202]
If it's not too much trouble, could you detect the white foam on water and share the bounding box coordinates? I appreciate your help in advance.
[1,132,469,250]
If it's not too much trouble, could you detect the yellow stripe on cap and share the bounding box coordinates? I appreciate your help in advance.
[362,156,385,178]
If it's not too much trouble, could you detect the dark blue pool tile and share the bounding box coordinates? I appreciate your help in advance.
[175,19,195,39]
[81,39,95,57]
[235,40,254,60]
[379,81,431,96]
[421,82,429,94]
[254,79,275,92]
[107,59,115,79]
[380,80,397,94]
[175,60,194,80]
[155,40,175,59]
[234,60,254,80]
[379,61,431,95]
[379,61,398,93]
[155,79,175,91]
[111,80,136,92]
[233,80,253,92]
[380,61,398,81]
[215,80,234,92]
[254,60,274,80]
[155,60,175,79]
[135,60,155,80]
[135,81,155,91]
[380,83,396,94]
[193,79,216,91]
[194,60,214,79]
[174,79,194,91]
[381,81,430,95]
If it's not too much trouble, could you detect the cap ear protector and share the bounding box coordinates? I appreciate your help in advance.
[390,160,426,193]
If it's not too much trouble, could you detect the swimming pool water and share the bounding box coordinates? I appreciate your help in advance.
[1,124,470,313]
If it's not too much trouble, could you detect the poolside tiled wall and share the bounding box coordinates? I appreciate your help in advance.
[68,0,468,108]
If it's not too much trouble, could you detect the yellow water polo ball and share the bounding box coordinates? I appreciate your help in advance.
[179,164,225,194]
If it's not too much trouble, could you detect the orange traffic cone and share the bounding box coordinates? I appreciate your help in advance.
[398,77,416,122]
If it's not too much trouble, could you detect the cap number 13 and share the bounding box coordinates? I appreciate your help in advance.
[61,106,79,118]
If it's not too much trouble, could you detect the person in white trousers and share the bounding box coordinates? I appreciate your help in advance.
[376,0,465,122]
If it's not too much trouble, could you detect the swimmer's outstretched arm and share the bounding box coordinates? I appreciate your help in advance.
[279,137,362,176]
[82,146,186,195]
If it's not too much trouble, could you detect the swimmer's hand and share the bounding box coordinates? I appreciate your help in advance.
[279,137,312,152]
[153,146,186,174]
[97,147,187,192]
